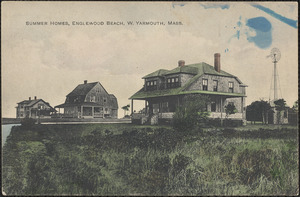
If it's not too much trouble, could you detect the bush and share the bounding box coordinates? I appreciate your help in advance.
[207,118,222,127]
[172,95,210,131]
[21,118,36,128]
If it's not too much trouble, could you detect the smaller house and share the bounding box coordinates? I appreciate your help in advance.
[55,80,118,118]
[268,100,289,124]
[16,96,56,119]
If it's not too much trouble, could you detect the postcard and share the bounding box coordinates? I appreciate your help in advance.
[1,1,298,196]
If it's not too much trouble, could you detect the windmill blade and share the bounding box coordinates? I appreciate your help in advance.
[270,47,281,62]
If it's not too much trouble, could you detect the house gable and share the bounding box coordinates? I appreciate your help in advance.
[85,82,111,105]
[30,99,53,110]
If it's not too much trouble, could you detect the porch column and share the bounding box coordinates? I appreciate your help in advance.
[145,100,147,114]
[92,106,94,117]
[241,97,246,125]
[241,97,244,119]
[81,106,83,118]
[131,99,133,115]
[220,97,223,126]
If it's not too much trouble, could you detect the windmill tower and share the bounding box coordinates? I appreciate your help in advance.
[267,48,288,124]
[268,48,282,103]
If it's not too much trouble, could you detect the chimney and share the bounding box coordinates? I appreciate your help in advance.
[214,53,221,72]
[178,60,185,67]
[84,80,87,84]
[29,97,31,101]
[34,96,37,100]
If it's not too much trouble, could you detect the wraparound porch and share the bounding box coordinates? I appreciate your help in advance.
[54,102,107,118]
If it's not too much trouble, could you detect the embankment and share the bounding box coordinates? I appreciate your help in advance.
[2,124,298,195]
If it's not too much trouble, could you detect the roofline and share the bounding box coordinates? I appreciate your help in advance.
[130,90,246,100]
[164,72,196,76]
[142,75,165,79]
[66,82,99,97]
[55,102,103,108]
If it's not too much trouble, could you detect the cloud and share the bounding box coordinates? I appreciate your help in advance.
[199,3,230,9]
[245,17,272,49]
[251,4,298,28]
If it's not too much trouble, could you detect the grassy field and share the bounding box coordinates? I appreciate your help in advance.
[2,123,299,195]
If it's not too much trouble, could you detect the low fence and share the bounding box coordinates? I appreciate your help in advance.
[2,117,131,124]
[209,112,243,119]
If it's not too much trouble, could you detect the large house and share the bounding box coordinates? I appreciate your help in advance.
[16,96,56,118]
[55,80,118,118]
[130,53,247,124]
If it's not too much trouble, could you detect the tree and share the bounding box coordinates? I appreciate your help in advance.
[172,94,210,131]
[274,98,286,124]
[224,103,237,119]
[122,104,130,117]
[259,100,272,124]
[246,100,271,124]
[292,100,298,112]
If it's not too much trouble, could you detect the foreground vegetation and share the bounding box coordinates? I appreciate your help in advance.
[2,123,298,195]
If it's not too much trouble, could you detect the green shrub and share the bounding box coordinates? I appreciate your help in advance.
[172,95,210,131]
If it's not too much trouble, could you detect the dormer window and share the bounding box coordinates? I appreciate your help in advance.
[229,82,234,93]
[146,79,157,91]
[202,79,208,91]
[104,98,107,103]
[166,77,179,88]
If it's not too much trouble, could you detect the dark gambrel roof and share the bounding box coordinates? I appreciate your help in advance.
[67,82,99,97]
[130,62,247,100]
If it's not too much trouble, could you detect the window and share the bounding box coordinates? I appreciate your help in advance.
[146,79,158,91]
[74,97,79,103]
[211,102,216,112]
[38,104,45,110]
[103,98,107,103]
[284,110,287,118]
[20,105,23,108]
[94,107,101,113]
[229,82,234,93]
[213,80,218,91]
[166,76,179,88]
[90,96,95,102]
[202,79,208,91]
[161,102,169,112]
